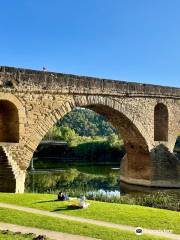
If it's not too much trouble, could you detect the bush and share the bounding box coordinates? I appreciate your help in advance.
[86,191,180,211]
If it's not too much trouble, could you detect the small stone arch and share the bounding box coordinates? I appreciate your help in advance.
[0,100,19,142]
[154,103,168,141]
[0,93,26,144]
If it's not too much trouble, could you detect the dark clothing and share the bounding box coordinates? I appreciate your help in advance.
[58,193,65,201]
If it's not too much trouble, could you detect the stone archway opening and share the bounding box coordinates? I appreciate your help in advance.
[0,100,19,143]
[154,103,168,142]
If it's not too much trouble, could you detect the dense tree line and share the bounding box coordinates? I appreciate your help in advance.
[40,125,124,168]
[57,108,116,136]
[44,108,123,148]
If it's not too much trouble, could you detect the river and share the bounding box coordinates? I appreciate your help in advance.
[25,163,180,199]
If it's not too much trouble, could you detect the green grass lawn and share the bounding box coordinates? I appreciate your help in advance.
[0,193,179,234]
[0,231,37,240]
[0,207,169,240]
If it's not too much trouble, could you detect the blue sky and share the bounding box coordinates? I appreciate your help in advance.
[0,0,180,87]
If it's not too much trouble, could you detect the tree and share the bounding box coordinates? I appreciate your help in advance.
[60,126,77,142]
[57,108,116,136]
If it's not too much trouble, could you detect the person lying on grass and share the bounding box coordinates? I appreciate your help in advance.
[78,196,90,208]
[68,196,90,209]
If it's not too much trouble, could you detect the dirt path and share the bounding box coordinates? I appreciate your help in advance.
[0,222,99,240]
[0,202,179,240]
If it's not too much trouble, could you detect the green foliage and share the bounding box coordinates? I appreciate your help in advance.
[57,108,116,136]
[0,231,37,240]
[41,123,125,166]
[107,133,124,148]
[44,125,62,141]
[87,191,180,211]
[75,140,124,164]
[44,126,78,142]
[59,126,77,142]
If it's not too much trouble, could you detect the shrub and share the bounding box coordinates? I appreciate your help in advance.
[86,191,180,211]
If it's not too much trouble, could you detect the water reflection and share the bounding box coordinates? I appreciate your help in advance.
[25,167,120,195]
[120,181,180,198]
[25,166,180,199]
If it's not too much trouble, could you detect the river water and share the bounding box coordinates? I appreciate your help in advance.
[25,164,180,198]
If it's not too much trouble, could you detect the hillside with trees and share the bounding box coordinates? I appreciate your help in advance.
[57,108,116,136]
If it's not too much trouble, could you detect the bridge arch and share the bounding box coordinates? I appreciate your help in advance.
[24,96,152,187]
[0,100,19,142]
[0,93,26,144]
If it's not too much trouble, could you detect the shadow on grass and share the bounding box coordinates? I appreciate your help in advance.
[34,199,81,211]
[52,205,82,212]
[35,199,58,204]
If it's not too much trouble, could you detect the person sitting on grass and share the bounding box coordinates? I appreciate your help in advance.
[58,192,69,201]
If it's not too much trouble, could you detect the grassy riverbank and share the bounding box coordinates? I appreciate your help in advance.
[0,193,180,235]
[0,207,169,240]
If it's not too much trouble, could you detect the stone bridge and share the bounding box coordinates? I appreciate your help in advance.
[0,66,180,193]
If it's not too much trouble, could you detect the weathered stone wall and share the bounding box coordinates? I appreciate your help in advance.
[1,66,180,97]
[0,66,179,192]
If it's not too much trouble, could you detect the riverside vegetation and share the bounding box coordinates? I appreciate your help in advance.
[87,191,180,211]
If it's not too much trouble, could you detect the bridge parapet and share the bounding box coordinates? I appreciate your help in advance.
[0,66,180,98]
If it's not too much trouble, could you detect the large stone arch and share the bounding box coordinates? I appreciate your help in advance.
[22,95,151,188]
